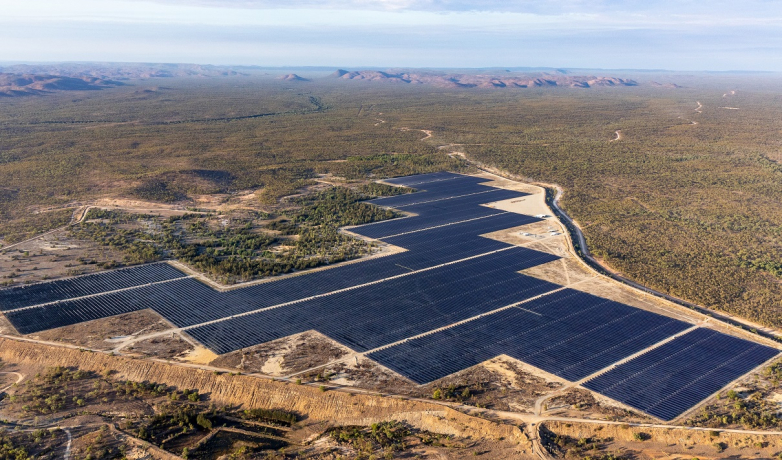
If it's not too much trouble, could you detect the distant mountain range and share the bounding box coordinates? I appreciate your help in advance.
[0,63,249,81]
[329,69,640,88]
[0,63,678,97]
[0,73,122,97]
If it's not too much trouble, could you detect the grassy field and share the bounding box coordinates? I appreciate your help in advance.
[1,74,781,329]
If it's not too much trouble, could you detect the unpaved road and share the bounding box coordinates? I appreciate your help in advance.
[399,127,432,141]
[0,371,24,391]
[545,184,781,341]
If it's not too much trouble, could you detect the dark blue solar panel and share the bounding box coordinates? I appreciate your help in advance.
[5,228,559,334]
[355,188,528,239]
[367,289,691,384]
[0,263,187,311]
[583,328,779,420]
[398,188,525,214]
[383,212,540,250]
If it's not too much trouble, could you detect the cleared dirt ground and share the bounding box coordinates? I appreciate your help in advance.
[29,310,172,351]
[0,231,129,286]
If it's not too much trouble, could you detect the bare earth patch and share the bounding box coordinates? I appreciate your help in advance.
[208,331,350,377]
[0,229,129,287]
[123,333,193,359]
[544,388,649,422]
[543,420,782,460]
[306,355,563,413]
[29,310,170,350]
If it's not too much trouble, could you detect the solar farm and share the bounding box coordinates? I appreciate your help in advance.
[0,172,777,422]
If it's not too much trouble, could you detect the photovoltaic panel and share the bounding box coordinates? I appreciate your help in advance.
[352,195,520,239]
[367,289,691,384]
[0,263,187,311]
[5,278,189,334]
[583,328,779,420]
[3,231,557,334]
[368,178,508,208]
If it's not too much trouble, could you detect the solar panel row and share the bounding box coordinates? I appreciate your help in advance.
[583,328,779,420]
[6,278,187,333]
[0,263,187,311]
[2,218,558,334]
[367,289,691,384]
[376,189,498,209]
[369,176,502,208]
[355,190,525,239]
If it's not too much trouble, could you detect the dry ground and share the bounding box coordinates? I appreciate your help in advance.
[0,230,129,286]
[28,310,171,350]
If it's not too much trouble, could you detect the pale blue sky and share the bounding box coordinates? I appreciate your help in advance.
[3,0,781,70]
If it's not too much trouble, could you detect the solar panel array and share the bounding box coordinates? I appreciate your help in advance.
[187,247,560,353]
[0,263,187,311]
[1,170,777,422]
[367,289,692,383]
[355,191,521,239]
[369,176,506,209]
[583,328,779,420]
[1,172,553,338]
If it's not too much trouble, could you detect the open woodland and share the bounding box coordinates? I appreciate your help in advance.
[1,73,782,329]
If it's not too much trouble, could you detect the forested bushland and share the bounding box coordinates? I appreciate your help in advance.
[0,78,463,239]
[1,75,782,326]
[69,186,402,284]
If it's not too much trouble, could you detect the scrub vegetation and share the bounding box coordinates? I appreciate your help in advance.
[68,186,404,284]
[1,75,782,328]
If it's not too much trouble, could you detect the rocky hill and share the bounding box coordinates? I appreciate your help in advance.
[330,69,641,88]
[0,73,122,97]
[278,73,310,82]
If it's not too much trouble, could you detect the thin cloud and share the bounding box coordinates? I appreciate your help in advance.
[140,0,614,13]
[139,0,782,16]
[2,0,781,70]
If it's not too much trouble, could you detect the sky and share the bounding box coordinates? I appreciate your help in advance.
[2,0,782,71]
